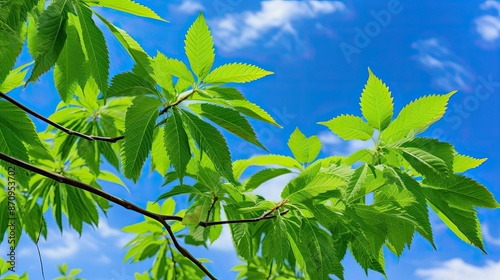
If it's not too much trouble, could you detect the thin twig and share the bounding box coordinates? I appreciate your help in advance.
[206,194,218,222]
[158,89,196,116]
[35,220,45,280]
[166,238,177,279]
[0,91,123,143]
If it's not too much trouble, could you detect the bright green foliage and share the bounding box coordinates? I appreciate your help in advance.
[287,127,322,163]
[122,96,161,181]
[0,6,497,280]
[87,0,165,21]
[319,114,374,141]
[360,68,394,131]
[204,63,274,84]
[54,263,84,280]
[0,256,29,280]
[185,12,215,80]
[381,91,455,142]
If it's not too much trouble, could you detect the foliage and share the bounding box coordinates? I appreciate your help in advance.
[0,1,497,280]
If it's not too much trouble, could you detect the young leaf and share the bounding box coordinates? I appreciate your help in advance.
[75,3,110,95]
[0,62,32,93]
[164,109,191,182]
[381,92,455,142]
[185,12,214,80]
[398,138,454,179]
[424,189,485,252]
[55,21,86,103]
[155,55,194,84]
[360,68,394,131]
[108,72,159,97]
[151,127,170,176]
[345,164,369,204]
[188,103,266,150]
[28,0,69,83]
[287,127,321,163]
[243,168,292,192]
[122,96,161,181]
[180,110,235,183]
[319,114,374,141]
[281,164,344,203]
[233,154,302,179]
[453,154,487,173]
[94,12,155,86]
[262,218,289,268]
[182,206,203,225]
[91,0,165,21]
[204,63,273,84]
[0,101,41,147]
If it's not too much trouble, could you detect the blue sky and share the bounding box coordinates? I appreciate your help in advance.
[3,0,500,279]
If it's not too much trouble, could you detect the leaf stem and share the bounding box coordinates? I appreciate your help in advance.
[159,89,196,116]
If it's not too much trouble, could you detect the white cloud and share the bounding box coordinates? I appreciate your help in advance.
[475,1,500,42]
[416,258,500,280]
[253,173,298,202]
[483,223,500,246]
[318,131,374,156]
[176,0,204,14]
[412,38,473,91]
[210,224,233,252]
[211,0,346,51]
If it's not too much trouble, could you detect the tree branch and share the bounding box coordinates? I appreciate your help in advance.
[0,91,123,143]
[158,89,196,116]
[206,194,218,222]
[0,152,213,279]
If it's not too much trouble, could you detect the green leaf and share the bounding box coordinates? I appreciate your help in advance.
[183,206,203,225]
[424,174,499,209]
[282,164,344,203]
[108,72,158,97]
[299,220,344,280]
[90,0,165,21]
[262,218,289,268]
[151,127,170,176]
[0,16,25,85]
[360,68,394,131]
[0,100,41,147]
[384,167,434,245]
[155,55,194,85]
[453,154,487,173]
[287,127,322,163]
[188,103,266,150]
[0,128,29,187]
[94,12,155,86]
[381,92,455,142]
[398,138,454,179]
[319,114,374,141]
[75,3,110,95]
[204,63,273,84]
[424,188,485,252]
[180,110,235,183]
[243,168,292,192]
[152,52,176,97]
[0,62,32,93]
[233,154,302,179]
[28,0,69,83]
[54,20,87,103]
[122,96,161,181]
[345,164,369,204]
[164,109,191,182]
[185,12,214,80]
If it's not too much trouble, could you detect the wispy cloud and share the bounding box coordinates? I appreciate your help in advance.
[318,130,374,156]
[412,38,473,92]
[475,1,500,43]
[416,258,500,280]
[175,0,204,14]
[210,0,346,52]
[483,223,500,246]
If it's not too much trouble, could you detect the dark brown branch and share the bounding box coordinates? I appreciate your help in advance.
[198,209,289,227]
[158,89,196,116]
[0,152,213,279]
[206,194,218,222]
[0,91,123,143]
